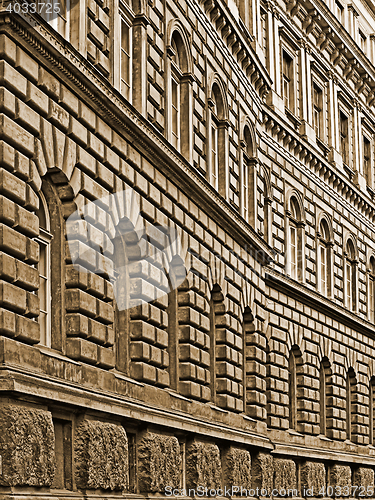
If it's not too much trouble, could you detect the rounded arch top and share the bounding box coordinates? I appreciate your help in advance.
[207,73,229,121]
[343,233,358,261]
[167,19,193,74]
[317,213,334,243]
[240,117,258,159]
[286,189,306,223]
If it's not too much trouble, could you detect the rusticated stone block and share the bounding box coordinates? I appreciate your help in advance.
[74,419,128,491]
[222,447,251,489]
[186,441,222,490]
[274,459,297,492]
[301,462,326,493]
[330,465,351,490]
[252,453,273,492]
[353,468,374,490]
[138,432,181,492]
[0,404,55,486]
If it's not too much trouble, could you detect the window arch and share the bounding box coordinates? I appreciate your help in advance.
[317,217,333,297]
[36,191,52,347]
[167,24,193,161]
[208,77,228,198]
[344,238,358,312]
[286,194,305,282]
[368,256,375,322]
[319,358,332,436]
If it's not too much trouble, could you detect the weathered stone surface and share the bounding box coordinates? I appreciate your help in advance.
[222,446,251,489]
[274,458,297,492]
[0,404,55,486]
[186,441,222,489]
[74,419,128,490]
[138,432,181,492]
[330,465,351,490]
[353,468,374,489]
[301,462,326,492]
[252,453,274,492]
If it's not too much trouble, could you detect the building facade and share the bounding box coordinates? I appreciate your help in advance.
[0,0,375,497]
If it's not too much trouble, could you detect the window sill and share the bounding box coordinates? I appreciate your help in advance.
[285,107,302,130]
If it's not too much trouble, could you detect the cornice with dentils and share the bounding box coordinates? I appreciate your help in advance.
[284,0,375,102]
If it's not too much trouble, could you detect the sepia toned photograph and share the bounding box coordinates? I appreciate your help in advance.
[0,0,374,497]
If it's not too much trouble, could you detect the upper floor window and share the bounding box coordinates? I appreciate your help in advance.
[170,38,181,150]
[36,192,52,347]
[167,25,193,161]
[208,79,228,196]
[335,1,344,23]
[282,51,293,111]
[120,17,132,101]
[339,111,349,165]
[369,256,375,322]
[345,238,357,312]
[364,135,372,186]
[313,84,323,139]
[317,218,332,296]
[37,0,69,38]
[359,30,367,53]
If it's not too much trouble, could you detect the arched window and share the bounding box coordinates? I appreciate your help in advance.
[368,256,375,322]
[167,27,193,161]
[36,192,52,347]
[319,358,332,436]
[286,195,305,282]
[208,80,228,198]
[345,239,357,312]
[346,368,356,441]
[317,218,333,296]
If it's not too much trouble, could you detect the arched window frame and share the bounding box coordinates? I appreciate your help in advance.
[368,256,375,322]
[317,217,333,297]
[208,77,229,199]
[344,237,358,312]
[167,23,193,161]
[36,191,52,348]
[285,193,305,282]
